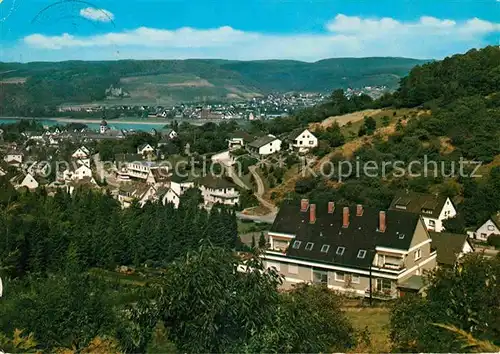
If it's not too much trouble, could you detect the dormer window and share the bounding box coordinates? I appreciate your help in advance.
[357,250,367,259]
[321,245,330,253]
[336,246,345,256]
[292,240,302,249]
[305,242,314,251]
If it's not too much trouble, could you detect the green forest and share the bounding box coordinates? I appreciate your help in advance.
[267,46,500,231]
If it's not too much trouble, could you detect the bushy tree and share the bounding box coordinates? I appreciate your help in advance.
[390,254,500,352]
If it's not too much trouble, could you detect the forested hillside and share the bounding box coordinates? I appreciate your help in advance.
[264,46,500,229]
[0,57,424,114]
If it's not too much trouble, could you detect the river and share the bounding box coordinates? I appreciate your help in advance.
[0,117,225,131]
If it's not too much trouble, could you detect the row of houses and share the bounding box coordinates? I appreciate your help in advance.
[227,128,319,156]
[1,144,97,191]
[117,172,240,209]
[261,192,477,299]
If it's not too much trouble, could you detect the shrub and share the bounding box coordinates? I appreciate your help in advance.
[487,234,500,249]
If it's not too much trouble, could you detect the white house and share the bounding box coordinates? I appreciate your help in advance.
[288,128,318,152]
[162,175,195,208]
[162,128,178,140]
[115,154,157,181]
[74,165,93,180]
[157,129,178,147]
[228,131,253,150]
[468,213,500,241]
[197,175,240,207]
[247,135,282,156]
[63,165,94,182]
[389,192,457,232]
[4,150,24,167]
[15,173,39,190]
[72,146,90,159]
[137,143,155,155]
[72,147,91,167]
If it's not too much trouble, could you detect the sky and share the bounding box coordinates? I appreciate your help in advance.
[0,0,499,62]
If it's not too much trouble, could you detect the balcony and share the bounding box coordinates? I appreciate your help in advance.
[377,261,405,271]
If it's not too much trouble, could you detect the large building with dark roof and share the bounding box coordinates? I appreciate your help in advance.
[389,191,457,232]
[263,199,437,299]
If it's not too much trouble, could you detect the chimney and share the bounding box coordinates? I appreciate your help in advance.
[342,207,350,228]
[356,204,363,216]
[300,199,309,212]
[379,211,386,233]
[328,201,335,214]
[310,204,316,224]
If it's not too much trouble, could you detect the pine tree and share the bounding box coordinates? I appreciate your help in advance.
[259,231,266,248]
[251,235,256,249]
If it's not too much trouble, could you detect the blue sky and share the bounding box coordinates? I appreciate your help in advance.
[1,0,499,62]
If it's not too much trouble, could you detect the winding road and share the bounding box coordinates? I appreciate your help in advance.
[248,165,278,214]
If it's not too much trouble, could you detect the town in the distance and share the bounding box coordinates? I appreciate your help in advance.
[0,1,499,351]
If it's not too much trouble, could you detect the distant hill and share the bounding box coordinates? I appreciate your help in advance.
[0,57,426,111]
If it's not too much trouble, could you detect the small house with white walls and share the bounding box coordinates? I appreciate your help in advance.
[468,213,500,241]
[389,192,456,232]
[247,135,282,156]
[4,149,24,167]
[228,131,253,150]
[162,128,178,140]
[288,128,318,152]
[197,174,240,208]
[137,143,155,156]
[13,173,39,190]
[63,165,94,182]
[158,129,178,147]
[72,146,90,159]
[162,173,195,208]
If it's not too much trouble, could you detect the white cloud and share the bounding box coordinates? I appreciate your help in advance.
[19,14,500,61]
[79,7,114,22]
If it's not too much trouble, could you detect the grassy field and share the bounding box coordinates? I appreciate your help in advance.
[237,220,269,234]
[345,306,392,352]
[340,108,418,137]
